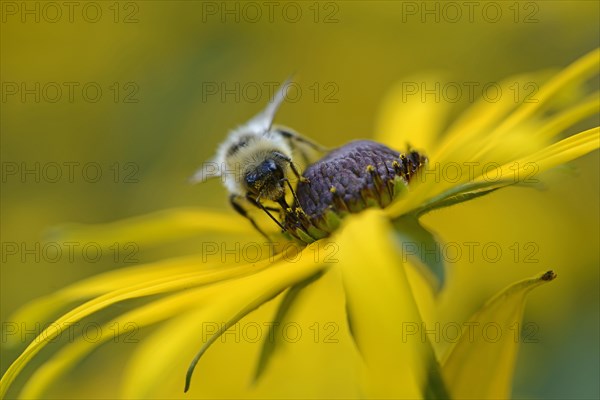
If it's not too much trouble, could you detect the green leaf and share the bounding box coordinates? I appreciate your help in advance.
[424,359,451,400]
[409,177,507,217]
[393,214,446,291]
[442,271,557,399]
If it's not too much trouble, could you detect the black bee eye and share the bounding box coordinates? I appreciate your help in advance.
[245,172,258,186]
[260,159,284,180]
[245,159,283,190]
[262,159,278,173]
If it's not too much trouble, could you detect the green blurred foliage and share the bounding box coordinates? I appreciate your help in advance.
[1,1,598,398]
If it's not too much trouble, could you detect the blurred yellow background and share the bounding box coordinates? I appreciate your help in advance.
[1,1,598,398]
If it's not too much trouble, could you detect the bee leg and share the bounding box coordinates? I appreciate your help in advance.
[277,129,329,152]
[262,205,281,212]
[281,178,301,210]
[289,161,310,184]
[273,151,310,184]
[275,195,290,210]
[246,194,287,232]
[276,129,328,168]
[229,195,272,242]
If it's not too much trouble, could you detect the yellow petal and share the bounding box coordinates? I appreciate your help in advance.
[532,93,599,141]
[433,71,554,162]
[474,127,599,186]
[18,287,213,399]
[442,271,557,399]
[250,267,363,398]
[5,255,242,347]
[386,126,600,219]
[0,256,276,398]
[252,271,325,383]
[47,207,256,248]
[402,50,600,214]
[459,49,599,165]
[123,305,213,398]
[121,244,328,397]
[490,49,599,140]
[374,74,452,152]
[336,209,435,398]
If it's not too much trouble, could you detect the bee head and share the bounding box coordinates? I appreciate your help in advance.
[244,158,286,201]
[189,77,293,186]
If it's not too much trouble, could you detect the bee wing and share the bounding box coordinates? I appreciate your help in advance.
[189,157,221,184]
[245,76,293,133]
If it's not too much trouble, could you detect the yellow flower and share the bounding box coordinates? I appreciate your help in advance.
[1,49,598,399]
